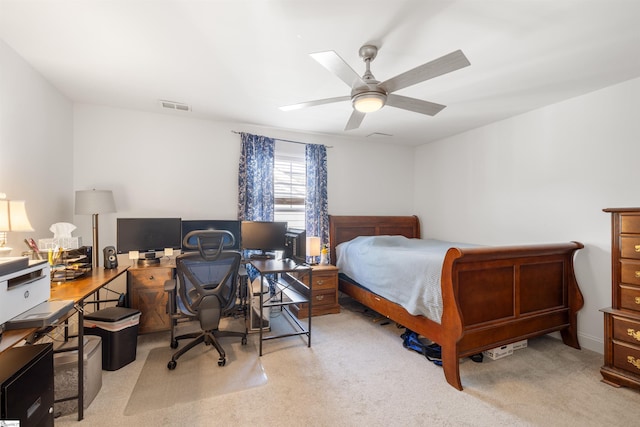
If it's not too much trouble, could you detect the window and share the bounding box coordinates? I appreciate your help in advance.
[274,141,305,230]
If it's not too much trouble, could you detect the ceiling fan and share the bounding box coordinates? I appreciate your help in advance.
[280,45,470,131]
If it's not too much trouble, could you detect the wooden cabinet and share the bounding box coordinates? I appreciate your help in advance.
[290,264,340,318]
[601,208,640,390]
[128,261,174,334]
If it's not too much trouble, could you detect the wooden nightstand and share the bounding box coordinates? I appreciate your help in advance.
[290,264,340,318]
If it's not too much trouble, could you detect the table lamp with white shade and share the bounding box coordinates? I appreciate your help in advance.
[306,236,321,265]
[0,193,34,257]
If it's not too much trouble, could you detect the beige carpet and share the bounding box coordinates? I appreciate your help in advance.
[124,321,266,415]
[54,297,640,426]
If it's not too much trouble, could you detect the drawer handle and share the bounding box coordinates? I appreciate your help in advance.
[317,280,325,285]
[635,245,640,252]
[628,329,640,342]
[635,297,640,305]
[315,295,325,301]
[628,356,640,371]
[149,275,154,280]
[635,271,640,278]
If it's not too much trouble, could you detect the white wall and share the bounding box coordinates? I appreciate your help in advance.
[413,76,640,352]
[73,105,416,261]
[0,40,73,254]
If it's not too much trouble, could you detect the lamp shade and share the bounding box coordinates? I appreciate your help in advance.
[0,199,34,232]
[75,190,116,215]
[306,236,321,257]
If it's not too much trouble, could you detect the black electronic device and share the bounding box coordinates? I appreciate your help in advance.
[181,220,241,251]
[103,246,117,269]
[0,343,54,426]
[284,228,306,263]
[241,221,287,257]
[116,218,182,264]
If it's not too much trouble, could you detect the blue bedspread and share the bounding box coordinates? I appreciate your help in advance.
[336,235,477,323]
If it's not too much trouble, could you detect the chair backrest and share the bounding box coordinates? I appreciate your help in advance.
[175,230,242,325]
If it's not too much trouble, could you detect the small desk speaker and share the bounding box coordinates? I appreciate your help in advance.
[103,246,118,269]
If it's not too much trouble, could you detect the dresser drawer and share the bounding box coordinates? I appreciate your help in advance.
[621,214,640,234]
[620,260,640,286]
[613,316,640,346]
[621,236,640,260]
[613,341,640,377]
[620,284,640,312]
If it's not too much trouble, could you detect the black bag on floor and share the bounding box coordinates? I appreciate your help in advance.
[400,329,443,366]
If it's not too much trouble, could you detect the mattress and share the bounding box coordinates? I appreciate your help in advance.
[336,235,477,323]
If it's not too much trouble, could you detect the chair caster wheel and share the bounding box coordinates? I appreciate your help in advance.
[241,336,247,345]
[170,340,178,349]
[167,360,177,370]
[218,358,226,367]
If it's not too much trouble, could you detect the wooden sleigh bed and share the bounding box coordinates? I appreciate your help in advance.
[329,215,584,390]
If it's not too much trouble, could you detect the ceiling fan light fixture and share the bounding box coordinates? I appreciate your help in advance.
[353,92,386,113]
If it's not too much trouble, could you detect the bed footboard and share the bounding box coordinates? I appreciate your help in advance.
[439,241,584,389]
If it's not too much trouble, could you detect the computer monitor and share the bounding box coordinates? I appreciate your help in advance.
[116,218,182,263]
[241,221,287,256]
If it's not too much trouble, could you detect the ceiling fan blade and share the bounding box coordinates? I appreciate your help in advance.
[279,96,350,111]
[310,50,366,88]
[345,110,366,131]
[379,50,470,94]
[386,94,446,116]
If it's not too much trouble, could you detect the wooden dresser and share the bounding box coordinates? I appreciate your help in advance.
[290,264,340,318]
[128,259,174,334]
[601,208,640,390]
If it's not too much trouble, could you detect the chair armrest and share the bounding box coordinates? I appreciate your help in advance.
[164,279,177,292]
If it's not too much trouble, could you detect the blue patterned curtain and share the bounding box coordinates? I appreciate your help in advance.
[238,132,275,221]
[305,143,329,248]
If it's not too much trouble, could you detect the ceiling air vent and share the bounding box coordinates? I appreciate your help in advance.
[366,132,392,137]
[159,100,191,112]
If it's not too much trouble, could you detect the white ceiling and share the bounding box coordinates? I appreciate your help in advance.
[1,0,640,146]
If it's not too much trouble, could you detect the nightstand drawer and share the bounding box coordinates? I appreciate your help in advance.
[613,342,640,377]
[293,289,339,317]
[310,273,337,291]
[613,316,640,346]
[620,284,640,312]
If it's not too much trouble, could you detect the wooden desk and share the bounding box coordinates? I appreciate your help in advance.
[0,266,129,420]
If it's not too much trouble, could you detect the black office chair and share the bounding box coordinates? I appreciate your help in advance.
[165,230,247,369]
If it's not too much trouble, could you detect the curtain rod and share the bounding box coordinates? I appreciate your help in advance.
[231,130,333,148]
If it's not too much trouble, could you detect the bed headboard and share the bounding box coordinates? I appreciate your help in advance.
[328,215,421,264]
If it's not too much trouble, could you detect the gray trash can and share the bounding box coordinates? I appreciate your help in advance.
[54,335,102,416]
[84,307,141,371]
